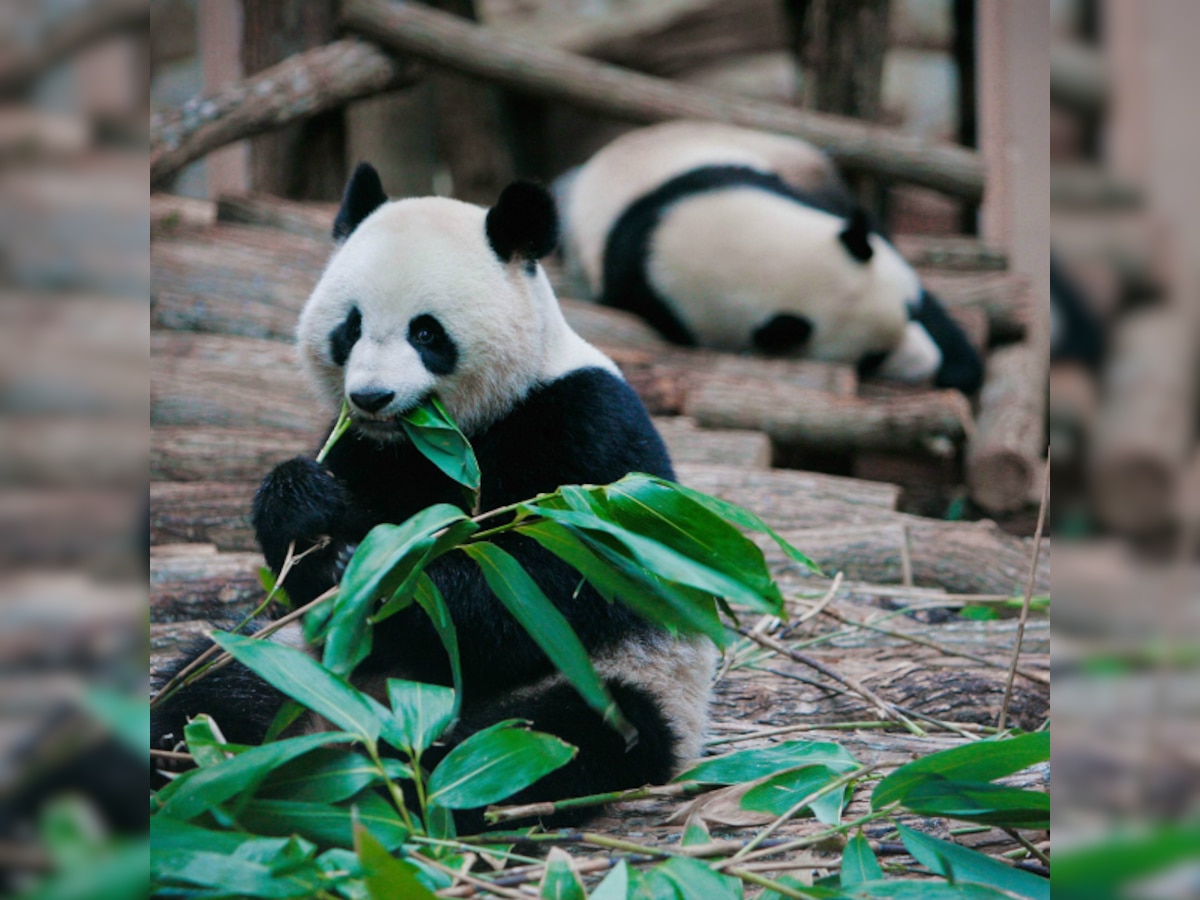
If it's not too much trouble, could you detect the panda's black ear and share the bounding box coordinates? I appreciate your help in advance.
[486,181,558,264]
[333,162,388,242]
[838,208,874,263]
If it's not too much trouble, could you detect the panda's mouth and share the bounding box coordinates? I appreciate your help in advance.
[349,397,428,441]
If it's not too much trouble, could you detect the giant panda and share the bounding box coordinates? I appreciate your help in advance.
[562,120,984,394]
[151,164,716,828]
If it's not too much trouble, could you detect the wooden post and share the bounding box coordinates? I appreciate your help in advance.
[240,0,345,201]
[196,0,248,197]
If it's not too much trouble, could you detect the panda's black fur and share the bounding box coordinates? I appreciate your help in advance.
[151,168,700,832]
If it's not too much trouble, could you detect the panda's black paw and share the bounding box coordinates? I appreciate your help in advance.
[252,457,349,573]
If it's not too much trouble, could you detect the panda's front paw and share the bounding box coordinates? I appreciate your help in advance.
[252,457,349,572]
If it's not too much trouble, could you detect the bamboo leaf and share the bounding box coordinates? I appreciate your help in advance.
[897,824,1049,900]
[400,395,481,492]
[355,824,439,900]
[325,505,472,675]
[540,847,586,900]
[426,720,576,809]
[241,794,410,852]
[213,631,383,745]
[412,573,464,721]
[460,542,636,745]
[841,833,883,886]
[157,731,350,821]
[383,679,456,758]
[259,748,409,805]
[676,740,860,784]
[872,733,1049,810]
[740,764,849,825]
[900,778,1049,829]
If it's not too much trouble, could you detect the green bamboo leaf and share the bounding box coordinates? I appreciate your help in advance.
[540,847,587,900]
[530,507,778,615]
[426,720,576,809]
[634,857,742,900]
[356,825,439,900]
[151,818,252,856]
[872,733,1049,810]
[680,813,711,847]
[372,518,481,624]
[259,748,409,804]
[675,740,860,784]
[383,679,456,758]
[213,631,382,744]
[400,396,481,492]
[84,688,148,760]
[740,764,848,826]
[460,542,636,745]
[896,824,1049,900]
[901,778,1049,829]
[1052,822,1200,900]
[519,519,725,643]
[183,714,232,768]
[241,794,410,852]
[589,860,629,900]
[157,731,350,821]
[841,833,883,886]
[835,883,1017,899]
[661,475,821,574]
[325,505,472,675]
[602,477,782,607]
[412,573,464,721]
[152,847,325,898]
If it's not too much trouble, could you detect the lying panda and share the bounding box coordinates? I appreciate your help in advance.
[562,120,984,394]
[151,164,716,826]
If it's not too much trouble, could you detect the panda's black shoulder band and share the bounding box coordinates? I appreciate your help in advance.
[486,181,559,263]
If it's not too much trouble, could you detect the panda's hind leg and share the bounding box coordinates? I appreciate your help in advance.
[448,680,678,832]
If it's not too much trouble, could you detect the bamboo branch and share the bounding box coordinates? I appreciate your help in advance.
[341,0,984,200]
[150,39,420,188]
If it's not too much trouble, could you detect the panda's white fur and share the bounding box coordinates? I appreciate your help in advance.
[647,187,920,360]
[562,121,978,390]
[298,196,617,436]
[567,120,839,294]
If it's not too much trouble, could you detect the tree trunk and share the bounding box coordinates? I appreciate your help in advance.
[240,0,346,200]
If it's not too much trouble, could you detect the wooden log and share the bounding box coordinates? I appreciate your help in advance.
[0,0,148,96]
[151,482,258,551]
[1050,41,1109,115]
[151,194,217,238]
[342,0,985,200]
[917,271,1031,341]
[892,235,1007,272]
[150,39,421,188]
[966,342,1048,514]
[150,543,265,622]
[1051,166,1142,211]
[151,332,326,431]
[663,466,1048,595]
[608,345,857,416]
[1090,309,1193,533]
[149,416,771,485]
[149,463,900,553]
[152,427,312,483]
[1051,210,1168,303]
[686,376,972,455]
[498,0,787,78]
[559,299,668,352]
[216,193,337,242]
[1048,363,1098,466]
[789,0,890,121]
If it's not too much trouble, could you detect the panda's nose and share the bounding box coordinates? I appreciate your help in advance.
[349,389,395,413]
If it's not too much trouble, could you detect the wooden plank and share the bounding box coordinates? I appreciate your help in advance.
[653,418,771,468]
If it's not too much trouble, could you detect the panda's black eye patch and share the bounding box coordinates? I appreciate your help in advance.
[408,314,457,375]
[329,306,362,367]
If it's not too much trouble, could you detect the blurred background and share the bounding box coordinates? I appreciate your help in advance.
[0,0,147,896]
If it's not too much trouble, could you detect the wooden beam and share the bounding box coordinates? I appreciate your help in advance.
[342,0,985,200]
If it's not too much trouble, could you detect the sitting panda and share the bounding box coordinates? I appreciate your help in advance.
[151,163,716,829]
[562,120,984,394]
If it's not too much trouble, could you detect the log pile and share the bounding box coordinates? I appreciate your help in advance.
[150,192,1050,623]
